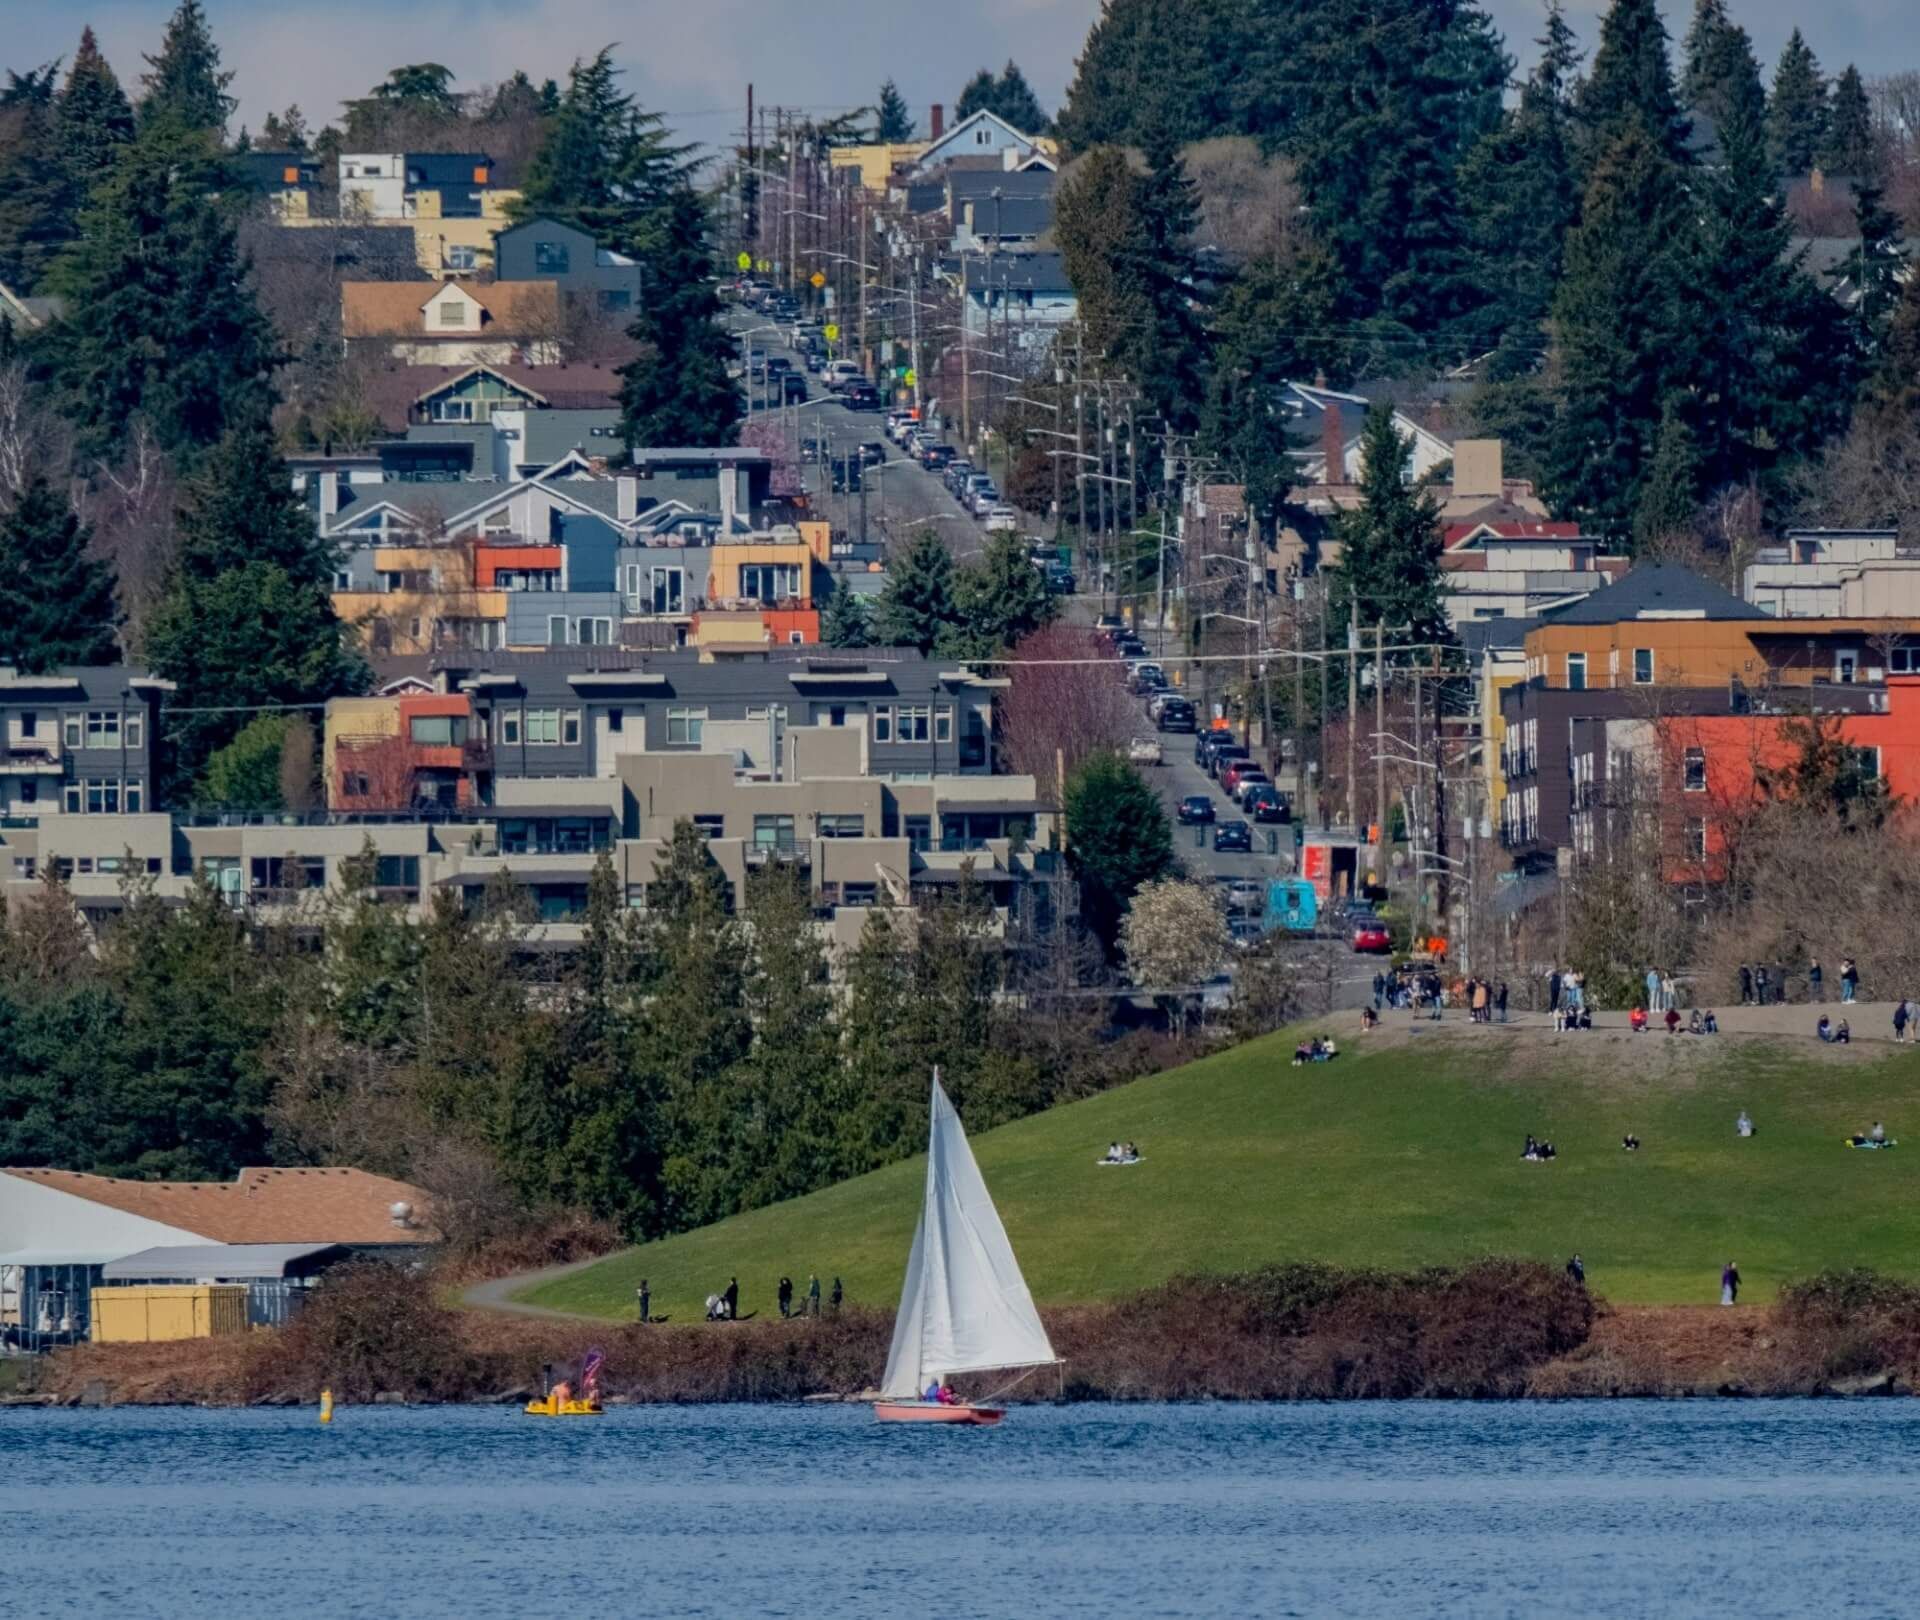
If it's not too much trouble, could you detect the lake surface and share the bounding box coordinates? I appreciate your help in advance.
[7,1401,1920,1617]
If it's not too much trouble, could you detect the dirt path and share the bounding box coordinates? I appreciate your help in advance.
[461,1255,613,1321]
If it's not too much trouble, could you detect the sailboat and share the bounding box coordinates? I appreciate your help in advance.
[874,1070,1059,1426]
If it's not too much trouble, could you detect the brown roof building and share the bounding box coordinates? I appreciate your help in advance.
[343,278,563,367]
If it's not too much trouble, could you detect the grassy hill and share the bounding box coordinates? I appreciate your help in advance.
[518,1023,1920,1321]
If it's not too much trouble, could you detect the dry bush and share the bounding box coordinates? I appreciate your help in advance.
[1774,1270,1920,1384]
[251,1262,486,1401]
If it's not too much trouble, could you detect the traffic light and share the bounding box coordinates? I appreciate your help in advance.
[1293,822,1305,849]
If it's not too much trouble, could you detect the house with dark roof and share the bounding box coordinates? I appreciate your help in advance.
[334,151,520,276]
[356,362,624,433]
[495,217,642,313]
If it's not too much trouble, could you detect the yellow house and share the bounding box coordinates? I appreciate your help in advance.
[331,545,508,658]
[829,142,931,191]
[707,537,818,605]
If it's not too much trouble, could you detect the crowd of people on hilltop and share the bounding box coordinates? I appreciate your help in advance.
[1292,1036,1340,1065]
[1739,956,1861,1006]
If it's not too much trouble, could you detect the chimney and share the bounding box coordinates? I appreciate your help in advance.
[930,104,945,141]
[616,475,639,522]
[719,467,742,531]
[1321,403,1344,487]
[320,468,341,517]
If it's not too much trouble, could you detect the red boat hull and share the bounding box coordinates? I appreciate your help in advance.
[873,1401,1004,1425]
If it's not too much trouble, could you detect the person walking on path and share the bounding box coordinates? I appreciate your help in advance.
[1645,968,1660,1011]
[1842,957,1860,1003]
[1496,981,1508,1024]
[1740,964,1753,1005]
[1755,964,1771,1006]
[1720,1261,1740,1306]
[1549,969,1562,1013]
[830,1277,844,1314]
[1894,1001,1910,1044]
[723,1277,740,1321]
[1809,958,1824,1002]
[1372,971,1386,1011]
[778,1276,793,1318]
[1566,1255,1585,1287]
[807,1273,821,1317]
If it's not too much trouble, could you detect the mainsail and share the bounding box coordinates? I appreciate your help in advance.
[879,1074,1058,1399]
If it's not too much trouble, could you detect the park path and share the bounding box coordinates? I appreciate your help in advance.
[461,1254,615,1320]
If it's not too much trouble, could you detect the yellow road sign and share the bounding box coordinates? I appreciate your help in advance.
[736,251,752,270]
[810,271,827,289]
[823,323,840,342]
[903,367,916,386]
[756,258,770,273]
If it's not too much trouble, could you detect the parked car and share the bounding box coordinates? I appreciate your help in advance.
[919,443,957,470]
[1209,746,1251,783]
[1245,786,1288,823]
[842,382,881,411]
[1128,735,1163,767]
[1042,564,1076,595]
[1115,637,1147,660]
[984,505,1020,534]
[781,372,808,403]
[1156,698,1196,733]
[1352,918,1392,954]
[1224,879,1266,914]
[943,462,975,495]
[830,457,863,493]
[802,350,825,375]
[856,441,887,467]
[1219,759,1258,796]
[824,360,862,390]
[970,488,1003,518]
[1176,794,1215,825]
[1228,916,1266,949]
[1213,820,1253,853]
[1232,771,1275,808]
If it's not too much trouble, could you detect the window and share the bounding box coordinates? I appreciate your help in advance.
[374,855,420,892]
[334,569,353,591]
[753,813,795,851]
[1852,746,1882,780]
[650,566,685,614]
[125,781,143,814]
[692,813,725,839]
[840,881,878,907]
[524,708,561,745]
[935,706,954,743]
[1836,651,1859,685]
[740,563,801,602]
[905,815,932,853]
[1683,747,1706,792]
[549,614,569,645]
[18,712,34,738]
[1565,652,1586,692]
[667,707,706,745]
[608,708,623,733]
[896,704,931,742]
[1891,647,1914,673]
[499,710,522,746]
[63,713,81,747]
[1632,647,1654,685]
[1685,818,1707,860]
[126,715,143,750]
[85,778,121,814]
[431,398,476,423]
[818,813,865,838]
[562,709,582,746]
[409,715,469,747]
[437,299,466,328]
[84,711,122,748]
[446,243,478,272]
[63,783,79,813]
[19,779,35,804]
[599,289,632,312]
[574,617,613,646]
[534,240,570,274]
[872,706,893,744]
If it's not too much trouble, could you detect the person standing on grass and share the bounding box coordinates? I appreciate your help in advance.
[1549,969,1562,1012]
[1842,957,1859,1003]
[1894,1001,1909,1044]
[830,1277,843,1314]
[1372,971,1386,1011]
[1809,958,1824,1002]
[807,1273,821,1316]
[1566,1255,1585,1287]
[1740,964,1753,1005]
[1646,967,1660,1009]
[778,1276,793,1318]
[1721,1261,1740,1306]
[1496,981,1508,1023]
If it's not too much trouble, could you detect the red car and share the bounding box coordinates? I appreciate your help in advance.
[1220,758,1264,796]
[1352,920,1392,954]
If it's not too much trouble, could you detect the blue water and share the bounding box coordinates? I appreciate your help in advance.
[7,1401,1920,1617]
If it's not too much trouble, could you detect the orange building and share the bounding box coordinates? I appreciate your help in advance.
[327,693,488,811]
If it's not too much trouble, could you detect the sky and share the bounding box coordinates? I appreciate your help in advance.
[5,0,1915,159]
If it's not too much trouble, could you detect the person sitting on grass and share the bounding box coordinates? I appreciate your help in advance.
[1688,1010,1705,1035]
[1321,1037,1339,1060]
[1622,1134,1641,1152]
[1818,1015,1833,1043]
[1664,1006,1681,1034]
[1630,1005,1649,1033]
[1737,1110,1755,1137]
[1703,1010,1719,1033]
[1293,1041,1312,1066]
[1522,1134,1539,1160]
[1836,1020,1852,1045]
[1362,1005,1379,1031]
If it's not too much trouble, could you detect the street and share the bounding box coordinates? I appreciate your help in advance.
[729,315,993,558]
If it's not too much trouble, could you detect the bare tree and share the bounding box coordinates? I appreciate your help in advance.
[76,423,178,655]
[0,361,73,505]
[998,624,1137,790]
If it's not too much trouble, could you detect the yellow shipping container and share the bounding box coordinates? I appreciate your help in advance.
[91,1285,249,1343]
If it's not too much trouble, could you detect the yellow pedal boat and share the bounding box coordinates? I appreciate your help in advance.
[523,1393,604,1417]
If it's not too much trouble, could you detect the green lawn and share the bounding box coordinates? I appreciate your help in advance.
[518,1026,1920,1320]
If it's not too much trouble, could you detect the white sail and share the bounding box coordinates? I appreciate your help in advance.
[880,1074,1058,1399]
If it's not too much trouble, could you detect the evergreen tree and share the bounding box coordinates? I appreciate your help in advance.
[1545,124,1687,538]
[45,125,280,464]
[1685,10,1765,136]
[875,529,957,652]
[955,68,998,124]
[1679,0,1731,109]
[57,29,134,211]
[146,426,366,786]
[200,712,293,813]
[1576,0,1690,165]
[511,48,687,256]
[956,531,1056,650]
[1118,131,1211,434]
[1670,95,1853,501]
[1822,66,1874,176]
[1457,1,1580,368]
[1328,406,1448,645]
[873,79,914,142]
[1284,0,1507,342]
[1767,30,1827,177]
[1063,751,1173,954]
[0,65,67,293]
[822,586,872,648]
[837,906,921,1166]
[616,186,742,447]
[138,0,235,139]
[1632,404,1701,549]
[1829,168,1907,353]
[956,61,1050,133]
[0,478,120,671]
[1053,146,1146,362]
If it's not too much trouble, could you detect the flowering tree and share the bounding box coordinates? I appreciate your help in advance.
[739,419,804,499]
[998,624,1138,790]
[1120,876,1230,1033]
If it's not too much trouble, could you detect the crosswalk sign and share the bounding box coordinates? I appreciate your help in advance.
[736,251,752,271]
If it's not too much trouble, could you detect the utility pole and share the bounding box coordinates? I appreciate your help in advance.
[1374,619,1386,857]
[959,253,972,447]
[1345,598,1358,832]
[909,252,922,415]
[744,84,756,250]
[1073,331,1088,610]
[785,113,797,295]
[1316,588,1329,828]
[1293,594,1308,814]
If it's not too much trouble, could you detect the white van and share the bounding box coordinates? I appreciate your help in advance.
[824,361,863,391]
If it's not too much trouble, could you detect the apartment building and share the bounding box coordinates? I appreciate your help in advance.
[0,667,171,824]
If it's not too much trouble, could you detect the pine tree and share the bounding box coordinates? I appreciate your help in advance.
[1118,131,1211,434]
[138,0,235,140]
[954,68,998,124]
[1829,168,1907,353]
[822,587,871,648]
[0,65,67,293]
[0,478,120,671]
[1680,0,1731,110]
[1632,404,1701,549]
[1767,30,1827,178]
[1063,751,1173,954]
[1685,11,1765,136]
[616,186,741,448]
[45,127,281,464]
[873,79,914,142]
[874,529,957,652]
[957,531,1056,650]
[1822,66,1874,176]
[145,426,366,787]
[1329,406,1449,644]
[1670,94,1854,501]
[1457,1,1580,368]
[984,61,1049,133]
[1545,123,1687,539]
[1053,146,1145,362]
[57,29,134,208]
[1576,0,1690,166]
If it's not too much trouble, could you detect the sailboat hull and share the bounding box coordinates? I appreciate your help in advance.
[873,1400,1004,1426]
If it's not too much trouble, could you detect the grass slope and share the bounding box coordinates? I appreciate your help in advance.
[520,1025,1920,1321]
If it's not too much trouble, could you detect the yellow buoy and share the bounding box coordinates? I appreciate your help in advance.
[319,1389,333,1425]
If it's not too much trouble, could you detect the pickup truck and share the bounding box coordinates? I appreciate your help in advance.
[1127,735,1164,767]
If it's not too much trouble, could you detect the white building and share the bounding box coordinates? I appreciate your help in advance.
[1742,529,1920,618]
